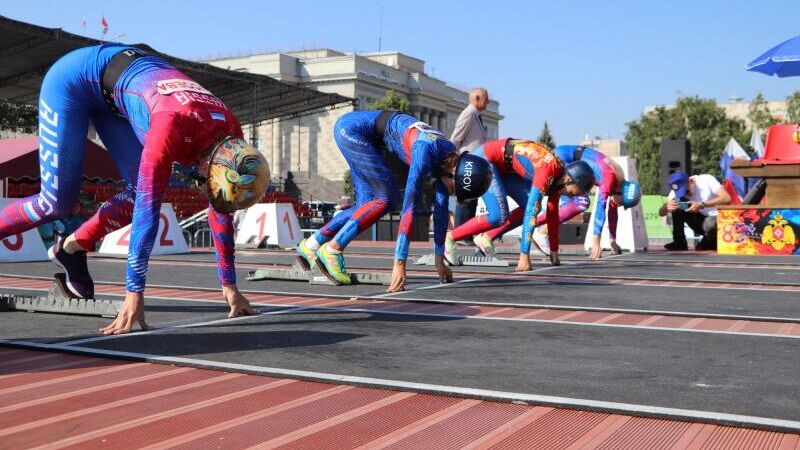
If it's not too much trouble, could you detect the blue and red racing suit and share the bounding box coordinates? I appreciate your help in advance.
[310,110,455,260]
[450,139,564,254]
[483,144,621,241]
[0,44,240,292]
[554,145,621,238]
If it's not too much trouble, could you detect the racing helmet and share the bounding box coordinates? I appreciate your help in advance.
[205,137,270,213]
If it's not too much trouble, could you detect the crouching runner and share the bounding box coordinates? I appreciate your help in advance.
[295,110,492,292]
[0,44,270,334]
[445,139,595,271]
[472,144,641,259]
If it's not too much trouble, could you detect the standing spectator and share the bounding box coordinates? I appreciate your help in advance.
[659,171,731,251]
[451,88,490,230]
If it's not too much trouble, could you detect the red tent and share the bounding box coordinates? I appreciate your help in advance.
[0,136,121,181]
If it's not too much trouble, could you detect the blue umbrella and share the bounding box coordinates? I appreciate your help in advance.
[747,34,800,77]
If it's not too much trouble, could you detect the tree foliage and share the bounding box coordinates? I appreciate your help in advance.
[625,96,748,194]
[0,100,37,133]
[343,169,353,197]
[785,91,800,124]
[537,121,556,149]
[366,90,410,113]
[748,92,780,131]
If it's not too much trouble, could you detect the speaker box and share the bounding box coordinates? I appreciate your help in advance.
[660,140,691,196]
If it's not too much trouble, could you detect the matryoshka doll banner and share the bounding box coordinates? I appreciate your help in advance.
[718,209,800,255]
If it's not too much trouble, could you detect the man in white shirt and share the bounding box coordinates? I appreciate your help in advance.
[451,88,489,152]
[658,171,731,250]
[451,88,489,230]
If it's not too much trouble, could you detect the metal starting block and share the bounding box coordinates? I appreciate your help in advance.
[247,261,390,286]
[0,274,122,318]
[413,253,509,267]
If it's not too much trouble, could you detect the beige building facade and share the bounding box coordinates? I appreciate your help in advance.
[718,98,786,129]
[579,138,627,157]
[644,97,787,131]
[206,50,503,190]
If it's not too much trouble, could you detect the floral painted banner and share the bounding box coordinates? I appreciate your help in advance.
[718,209,800,255]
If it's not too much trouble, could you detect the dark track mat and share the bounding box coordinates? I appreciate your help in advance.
[0,295,285,343]
[0,261,434,298]
[81,309,800,421]
[394,277,800,319]
[116,251,522,274]
[611,251,800,265]
[547,261,799,285]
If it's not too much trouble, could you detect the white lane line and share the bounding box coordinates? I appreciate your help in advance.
[382,263,568,298]
[4,339,799,434]
[372,296,800,324]
[395,275,800,294]
[4,271,798,298]
[3,284,799,339]
[371,277,482,299]
[59,306,307,346]
[0,275,371,301]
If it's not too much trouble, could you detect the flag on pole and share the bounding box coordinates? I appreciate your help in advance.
[720,138,750,198]
[750,128,765,159]
[101,16,109,37]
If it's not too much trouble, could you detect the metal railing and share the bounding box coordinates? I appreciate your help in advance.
[179,208,209,230]
[192,228,213,248]
[182,230,193,247]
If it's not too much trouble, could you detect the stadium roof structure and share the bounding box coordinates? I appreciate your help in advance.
[0,15,354,125]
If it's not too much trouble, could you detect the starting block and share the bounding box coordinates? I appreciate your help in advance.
[235,236,268,250]
[0,274,122,318]
[413,253,509,267]
[247,260,390,286]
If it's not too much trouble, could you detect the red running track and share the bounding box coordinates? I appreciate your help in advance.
[1,348,798,450]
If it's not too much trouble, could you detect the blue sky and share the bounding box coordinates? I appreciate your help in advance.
[3,1,799,143]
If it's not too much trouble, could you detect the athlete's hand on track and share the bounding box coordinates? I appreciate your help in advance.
[610,241,623,255]
[387,259,407,292]
[435,254,453,284]
[515,254,532,272]
[549,252,561,266]
[222,284,260,318]
[100,292,149,335]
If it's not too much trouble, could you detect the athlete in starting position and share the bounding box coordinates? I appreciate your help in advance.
[471,144,641,259]
[445,139,596,271]
[295,110,492,292]
[0,44,270,334]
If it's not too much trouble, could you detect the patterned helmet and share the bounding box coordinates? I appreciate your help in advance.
[206,137,270,213]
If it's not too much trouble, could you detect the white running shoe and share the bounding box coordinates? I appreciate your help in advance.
[531,229,551,256]
[472,233,495,257]
[444,236,460,265]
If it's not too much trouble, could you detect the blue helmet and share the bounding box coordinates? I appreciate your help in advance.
[620,180,641,209]
[455,152,492,202]
[564,160,596,195]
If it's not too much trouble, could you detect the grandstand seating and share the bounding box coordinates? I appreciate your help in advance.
[6,181,312,219]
